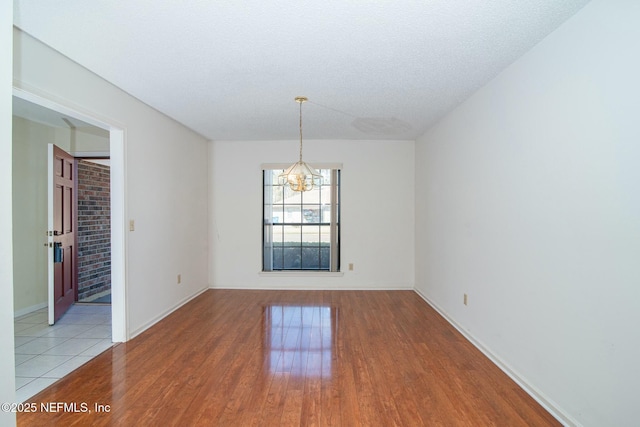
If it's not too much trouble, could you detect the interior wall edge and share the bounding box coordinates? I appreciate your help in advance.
[2,4,16,425]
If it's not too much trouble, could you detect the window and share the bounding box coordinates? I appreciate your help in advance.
[263,167,340,271]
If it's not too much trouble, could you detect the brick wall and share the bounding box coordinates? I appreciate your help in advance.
[77,160,111,301]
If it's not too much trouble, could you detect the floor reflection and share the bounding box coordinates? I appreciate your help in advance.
[263,305,337,378]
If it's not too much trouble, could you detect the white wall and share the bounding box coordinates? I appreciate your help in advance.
[1,5,16,427]
[210,139,415,289]
[13,28,210,338]
[415,1,640,426]
[70,125,110,154]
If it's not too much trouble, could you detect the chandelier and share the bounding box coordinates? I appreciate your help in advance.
[278,96,322,192]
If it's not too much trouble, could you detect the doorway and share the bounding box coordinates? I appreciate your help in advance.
[12,89,126,340]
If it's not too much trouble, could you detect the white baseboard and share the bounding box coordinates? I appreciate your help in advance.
[14,302,47,318]
[129,287,208,339]
[208,284,414,291]
[413,287,578,427]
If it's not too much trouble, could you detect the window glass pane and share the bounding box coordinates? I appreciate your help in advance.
[272,225,284,243]
[301,247,320,269]
[320,169,332,184]
[302,205,321,223]
[268,204,283,224]
[301,186,320,204]
[272,185,284,204]
[320,247,330,270]
[283,247,301,269]
[283,185,302,204]
[320,187,332,205]
[270,169,284,183]
[321,205,331,223]
[283,225,300,244]
[272,247,284,270]
[284,206,301,223]
[301,225,320,243]
[320,226,330,244]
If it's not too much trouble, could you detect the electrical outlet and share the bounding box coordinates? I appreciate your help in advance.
[177,274,181,284]
[464,293,468,305]
[129,220,135,231]
[348,263,354,271]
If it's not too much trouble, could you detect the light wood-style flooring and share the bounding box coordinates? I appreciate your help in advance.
[18,290,560,426]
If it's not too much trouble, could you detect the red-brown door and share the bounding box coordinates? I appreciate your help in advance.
[49,144,77,323]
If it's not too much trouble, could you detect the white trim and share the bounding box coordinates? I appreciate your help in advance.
[210,285,413,290]
[109,128,127,342]
[46,144,54,325]
[261,162,343,170]
[258,271,344,278]
[12,85,125,130]
[329,169,339,272]
[412,287,578,427]
[128,287,208,339]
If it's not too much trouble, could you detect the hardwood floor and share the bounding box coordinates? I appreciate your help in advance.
[17,290,560,426]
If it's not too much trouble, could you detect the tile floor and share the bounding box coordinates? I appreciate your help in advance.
[14,304,113,402]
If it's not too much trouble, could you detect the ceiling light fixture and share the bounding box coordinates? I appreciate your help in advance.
[278,96,322,192]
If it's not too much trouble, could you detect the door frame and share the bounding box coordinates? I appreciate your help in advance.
[13,87,128,342]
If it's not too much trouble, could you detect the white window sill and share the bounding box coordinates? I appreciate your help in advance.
[259,271,344,277]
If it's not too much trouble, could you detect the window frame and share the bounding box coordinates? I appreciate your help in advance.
[262,164,341,273]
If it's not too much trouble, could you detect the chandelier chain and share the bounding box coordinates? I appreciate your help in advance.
[299,99,303,162]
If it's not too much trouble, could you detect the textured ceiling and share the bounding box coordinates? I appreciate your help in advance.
[13,0,590,141]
